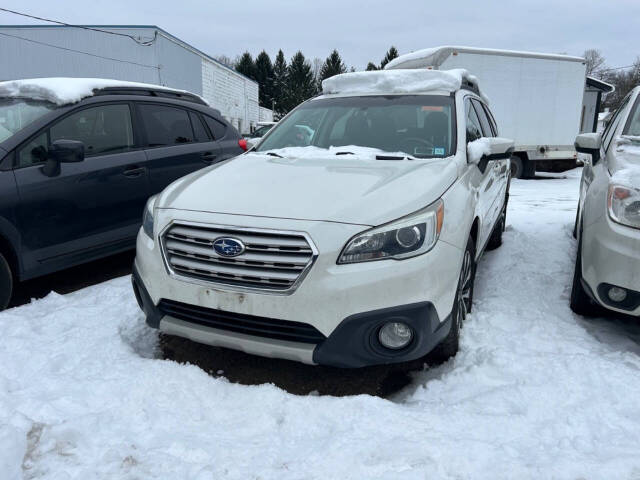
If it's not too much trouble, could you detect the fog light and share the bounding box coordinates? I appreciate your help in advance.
[608,286,628,303]
[378,322,413,350]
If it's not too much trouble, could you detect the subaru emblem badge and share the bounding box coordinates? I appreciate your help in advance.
[212,237,246,257]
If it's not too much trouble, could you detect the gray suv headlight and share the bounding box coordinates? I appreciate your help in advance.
[338,199,444,264]
[142,195,158,239]
[608,184,640,229]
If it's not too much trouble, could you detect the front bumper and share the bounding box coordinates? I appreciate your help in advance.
[133,210,461,367]
[582,214,640,316]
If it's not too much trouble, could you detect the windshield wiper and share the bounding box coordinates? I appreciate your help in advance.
[375,155,411,161]
[335,151,354,155]
[265,152,283,158]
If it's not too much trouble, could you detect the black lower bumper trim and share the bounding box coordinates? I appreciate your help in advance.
[312,302,451,368]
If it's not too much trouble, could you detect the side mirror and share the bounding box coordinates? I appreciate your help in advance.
[49,140,85,163]
[467,137,514,164]
[245,137,260,150]
[575,133,601,164]
[42,140,85,177]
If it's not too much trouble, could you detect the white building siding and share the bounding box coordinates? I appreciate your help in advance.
[201,57,259,134]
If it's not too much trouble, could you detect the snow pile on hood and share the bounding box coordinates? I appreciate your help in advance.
[322,68,477,96]
[256,145,423,160]
[612,136,640,186]
[0,78,203,106]
[467,138,492,163]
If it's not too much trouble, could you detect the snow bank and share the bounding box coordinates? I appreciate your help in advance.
[322,68,475,96]
[467,137,492,163]
[0,78,203,106]
[2,169,640,478]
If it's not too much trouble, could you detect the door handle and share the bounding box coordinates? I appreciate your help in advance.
[123,166,145,177]
[201,152,218,163]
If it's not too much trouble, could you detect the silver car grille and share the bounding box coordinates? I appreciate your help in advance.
[161,223,317,293]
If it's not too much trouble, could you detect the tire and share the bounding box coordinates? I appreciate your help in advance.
[0,253,13,311]
[569,233,598,316]
[486,207,505,251]
[429,236,476,362]
[510,155,523,179]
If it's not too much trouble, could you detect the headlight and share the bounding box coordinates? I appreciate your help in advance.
[608,184,640,229]
[142,195,158,239]
[338,199,444,264]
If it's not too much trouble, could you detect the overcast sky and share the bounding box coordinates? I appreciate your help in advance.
[1,0,638,72]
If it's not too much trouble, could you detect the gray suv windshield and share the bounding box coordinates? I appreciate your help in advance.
[256,95,456,159]
[0,98,56,143]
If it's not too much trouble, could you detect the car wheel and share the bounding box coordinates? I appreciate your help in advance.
[0,253,13,311]
[569,233,598,316]
[510,155,523,179]
[486,208,505,251]
[572,204,580,239]
[429,236,476,362]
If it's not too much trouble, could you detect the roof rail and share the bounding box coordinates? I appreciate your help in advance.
[93,86,207,105]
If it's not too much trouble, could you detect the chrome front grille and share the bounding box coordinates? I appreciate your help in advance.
[161,223,317,293]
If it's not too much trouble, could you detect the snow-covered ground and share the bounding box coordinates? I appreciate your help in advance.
[2,168,640,479]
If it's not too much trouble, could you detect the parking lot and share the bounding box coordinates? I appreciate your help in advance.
[2,168,640,479]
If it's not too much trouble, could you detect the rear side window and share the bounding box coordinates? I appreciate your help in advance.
[138,104,194,146]
[471,99,494,137]
[50,104,134,157]
[465,99,483,142]
[189,111,210,142]
[204,116,227,140]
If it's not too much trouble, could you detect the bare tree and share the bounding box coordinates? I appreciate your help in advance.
[583,49,607,77]
[215,55,234,68]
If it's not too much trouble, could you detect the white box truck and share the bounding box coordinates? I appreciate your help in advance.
[386,46,589,178]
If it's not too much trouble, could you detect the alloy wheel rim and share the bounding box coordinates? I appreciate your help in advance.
[456,250,473,328]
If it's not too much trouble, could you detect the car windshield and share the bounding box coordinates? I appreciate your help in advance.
[255,95,456,159]
[0,98,56,143]
[624,97,640,137]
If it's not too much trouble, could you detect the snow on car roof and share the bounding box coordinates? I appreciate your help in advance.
[0,77,205,106]
[321,68,482,98]
[385,46,585,70]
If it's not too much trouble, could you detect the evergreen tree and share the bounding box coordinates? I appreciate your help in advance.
[272,49,288,118]
[366,62,378,71]
[254,50,275,108]
[235,52,256,80]
[319,49,347,84]
[284,51,317,112]
[380,46,399,69]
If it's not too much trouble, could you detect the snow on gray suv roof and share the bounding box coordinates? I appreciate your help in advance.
[0,77,205,106]
[321,68,485,100]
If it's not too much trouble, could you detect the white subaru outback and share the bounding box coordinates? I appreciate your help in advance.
[132,69,514,368]
[571,85,640,317]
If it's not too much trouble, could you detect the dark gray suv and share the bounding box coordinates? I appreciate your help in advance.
[0,81,245,309]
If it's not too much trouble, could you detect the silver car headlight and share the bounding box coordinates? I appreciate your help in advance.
[142,195,158,239]
[338,199,444,264]
[608,184,640,229]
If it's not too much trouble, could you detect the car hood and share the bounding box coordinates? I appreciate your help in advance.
[611,136,640,187]
[157,151,458,226]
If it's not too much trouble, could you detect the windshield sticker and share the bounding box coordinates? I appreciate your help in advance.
[421,106,444,111]
[434,147,445,156]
